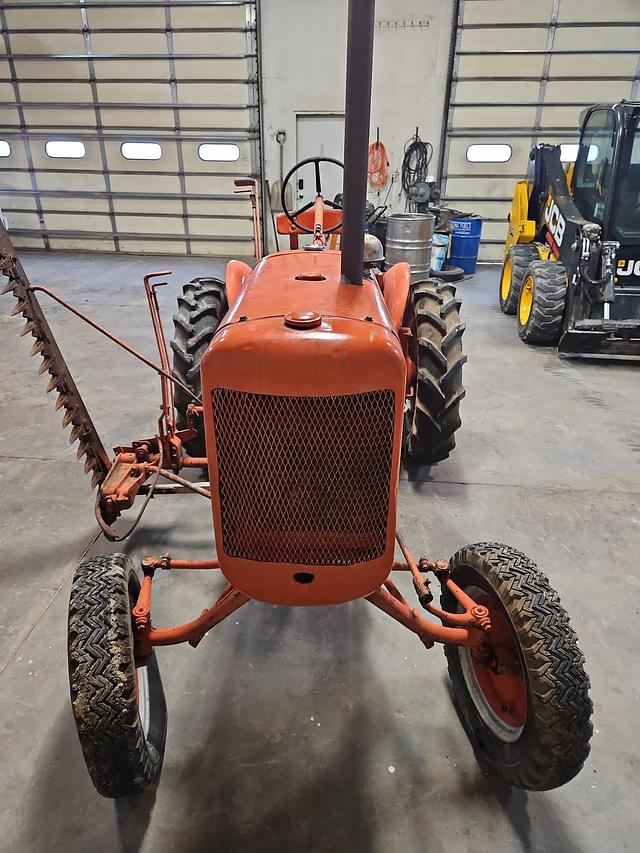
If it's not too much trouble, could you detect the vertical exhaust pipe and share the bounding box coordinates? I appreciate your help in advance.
[340,0,376,285]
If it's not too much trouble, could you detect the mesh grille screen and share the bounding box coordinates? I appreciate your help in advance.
[212,388,395,566]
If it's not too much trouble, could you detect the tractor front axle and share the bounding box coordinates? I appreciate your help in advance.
[131,534,491,665]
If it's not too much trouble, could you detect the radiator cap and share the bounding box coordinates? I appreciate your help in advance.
[284,310,322,329]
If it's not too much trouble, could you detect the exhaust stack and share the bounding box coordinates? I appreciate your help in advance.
[340,0,376,285]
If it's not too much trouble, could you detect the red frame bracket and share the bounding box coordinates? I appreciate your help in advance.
[131,535,492,664]
[366,578,485,649]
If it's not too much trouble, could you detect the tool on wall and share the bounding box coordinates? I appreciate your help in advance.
[401,128,434,211]
[268,129,295,251]
[265,179,280,251]
[269,129,289,212]
[368,127,389,189]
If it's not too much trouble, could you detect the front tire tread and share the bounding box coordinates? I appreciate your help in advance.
[442,542,592,791]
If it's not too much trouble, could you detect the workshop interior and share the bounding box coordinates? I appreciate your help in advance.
[0,1,638,851]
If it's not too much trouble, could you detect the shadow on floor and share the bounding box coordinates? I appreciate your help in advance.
[439,673,584,853]
[19,599,584,853]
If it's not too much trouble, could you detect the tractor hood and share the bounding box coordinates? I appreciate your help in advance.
[219,249,395,332]
[199,250,406,607]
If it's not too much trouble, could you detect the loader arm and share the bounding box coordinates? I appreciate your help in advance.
[528,144,588,263]
[504,145,588,262]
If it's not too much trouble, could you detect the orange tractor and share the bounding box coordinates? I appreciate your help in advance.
[1,0,591,798]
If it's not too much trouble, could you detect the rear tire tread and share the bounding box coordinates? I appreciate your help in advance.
[171,276,228,457]
[406,280,466,464]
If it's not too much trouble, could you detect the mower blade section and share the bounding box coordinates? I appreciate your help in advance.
[0,223,111,486]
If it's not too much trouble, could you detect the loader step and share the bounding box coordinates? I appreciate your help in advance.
[559,328,640,359]
[573,318,640,333]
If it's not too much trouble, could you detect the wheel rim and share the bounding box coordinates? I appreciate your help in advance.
[135,665,151,738]
[500,258,513,302]
[457,584,527,743]
[129,578,151,739]
[519,275,534,325]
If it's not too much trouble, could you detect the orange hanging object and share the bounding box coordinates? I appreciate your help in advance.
[368,139,389,189]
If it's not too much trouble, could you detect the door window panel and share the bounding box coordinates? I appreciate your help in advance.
[573,110,615,224]
[611,116,640,243]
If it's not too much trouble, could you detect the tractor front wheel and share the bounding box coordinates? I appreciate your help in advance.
[442,543,592,791]
[68,553,167,798]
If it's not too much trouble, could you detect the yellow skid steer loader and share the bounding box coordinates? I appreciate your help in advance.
[500,101,640,358]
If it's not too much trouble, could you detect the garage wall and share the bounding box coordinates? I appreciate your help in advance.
[0,0,260,255]
[260,0,455,250]
[440,0,640,261]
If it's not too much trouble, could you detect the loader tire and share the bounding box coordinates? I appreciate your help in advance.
[442,543,592,791]
[171,277,228,458]
[68,553,167,798]
[517,260,566,345]
[405,280,466,465]
[499,244,539,315]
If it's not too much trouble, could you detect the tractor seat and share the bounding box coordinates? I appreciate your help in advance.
[276,209,342,235]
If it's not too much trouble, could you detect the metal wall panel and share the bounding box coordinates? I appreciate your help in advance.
[0,0,260,255]
[462,1,554,24]
[440,0,640,261]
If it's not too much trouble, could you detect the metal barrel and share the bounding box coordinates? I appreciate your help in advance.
[385,213,434,281]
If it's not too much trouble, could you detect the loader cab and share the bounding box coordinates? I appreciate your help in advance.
[571,102,640,246]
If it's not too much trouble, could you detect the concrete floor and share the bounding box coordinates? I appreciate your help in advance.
[0,252,639,853]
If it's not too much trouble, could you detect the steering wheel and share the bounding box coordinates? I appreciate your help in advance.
[281,156,344,234]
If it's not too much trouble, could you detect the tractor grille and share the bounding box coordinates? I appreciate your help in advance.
[212,388,395,566]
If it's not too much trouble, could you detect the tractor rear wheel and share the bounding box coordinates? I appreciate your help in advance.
[171,277,228,457]
[517,260,566,345]
[499,244,539,315]
[68,553,167,798]
[442,543,592,791]
[405,280,466,465]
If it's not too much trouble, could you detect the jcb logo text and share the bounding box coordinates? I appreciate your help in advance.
[617,259,640,277]
[544,197,566,247]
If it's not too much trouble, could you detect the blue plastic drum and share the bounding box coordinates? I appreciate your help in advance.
[449,216,482,275]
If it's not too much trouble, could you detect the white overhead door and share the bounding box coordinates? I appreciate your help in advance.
[0,0,260,255]
[440,0,640,261]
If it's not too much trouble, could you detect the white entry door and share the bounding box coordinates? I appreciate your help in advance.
[295,114,345,209]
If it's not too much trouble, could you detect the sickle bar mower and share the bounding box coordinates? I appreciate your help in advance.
[0,229,110,488]
[2,0,591,800]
